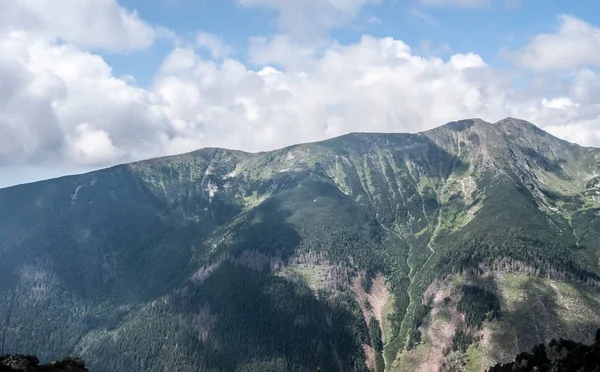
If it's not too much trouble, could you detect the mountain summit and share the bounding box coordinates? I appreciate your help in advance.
[1,118,600,372]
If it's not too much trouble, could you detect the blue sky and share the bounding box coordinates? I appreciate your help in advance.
[102,0,600,86]
[1,0,600,187]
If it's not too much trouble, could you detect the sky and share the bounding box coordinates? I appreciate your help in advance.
[1,0,600,188]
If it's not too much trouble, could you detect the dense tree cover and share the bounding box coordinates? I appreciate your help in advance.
[488,330,600,371]
[0,170,379,371]
[406,303,432,350]
[72,263,370,371]
[457,285,501,329]
[368,317,384,372]
[432,174,599,280]
[452,329,477,353]
[2,119,600,371]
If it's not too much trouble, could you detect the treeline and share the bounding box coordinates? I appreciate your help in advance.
[435,236,600,292]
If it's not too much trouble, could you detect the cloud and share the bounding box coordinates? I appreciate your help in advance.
[0,0,159,52]
[238,0,381,39]
[248,35,322,69]
[64,123,125,165]
[196,32,234,59]
[512,15,600,71]
[2,13,600,186]
[0,32,171,167]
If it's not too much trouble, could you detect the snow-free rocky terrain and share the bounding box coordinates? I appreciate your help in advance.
[2,118,600,371]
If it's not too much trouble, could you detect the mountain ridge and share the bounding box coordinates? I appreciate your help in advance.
[1,117,600,371]
[1,117,587,191]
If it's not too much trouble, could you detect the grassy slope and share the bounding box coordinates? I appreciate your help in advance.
[397,272,600,372]
[1,118,600,371]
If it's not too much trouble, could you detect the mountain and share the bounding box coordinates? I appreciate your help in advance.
[1,117,600,372]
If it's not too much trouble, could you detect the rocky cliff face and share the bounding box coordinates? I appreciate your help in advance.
[1,118,600,371]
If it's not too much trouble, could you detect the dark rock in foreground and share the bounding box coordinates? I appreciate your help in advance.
[488,330,600,371]
[0,355,87,372]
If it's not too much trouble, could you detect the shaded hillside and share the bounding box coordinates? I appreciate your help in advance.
[1,118,600,371]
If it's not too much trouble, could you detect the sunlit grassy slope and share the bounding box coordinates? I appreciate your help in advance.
[396,272,600,372]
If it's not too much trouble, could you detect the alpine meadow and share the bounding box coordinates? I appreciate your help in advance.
[2,117,600,371]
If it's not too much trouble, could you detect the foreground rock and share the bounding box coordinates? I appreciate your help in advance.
[0,355,87,372]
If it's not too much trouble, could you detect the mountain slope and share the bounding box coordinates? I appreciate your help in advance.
[1,118,600,371]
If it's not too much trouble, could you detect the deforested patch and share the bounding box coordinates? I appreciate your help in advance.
[362,343,376,371]
[401,271,600,372]
[369,274,391,331]
[190,261,223,285]
[192,304,217,343]
[19,265,58,302]
[352,272,390,371]
[401,279,466,372]
[352,272,390,334]
[230,249,284,272]
[277,251,351,294]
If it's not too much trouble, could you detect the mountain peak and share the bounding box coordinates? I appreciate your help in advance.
[1,114,600,372]
[440,117,541,132]
[433,118,491,133]
[493,117,574,145]
[493,117,553,136]
[494,117,535,127]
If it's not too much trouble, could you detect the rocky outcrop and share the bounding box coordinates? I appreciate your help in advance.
[0,355,87,372]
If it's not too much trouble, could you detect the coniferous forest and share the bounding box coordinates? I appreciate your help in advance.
[2,118,600,371]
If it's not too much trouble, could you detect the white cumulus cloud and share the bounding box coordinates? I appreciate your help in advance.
[512,15,600,71]
[3,32,600,178]
[1,1,600,188]
[0,0,160,52]
[65,123,125,165]
[196,32,234,59]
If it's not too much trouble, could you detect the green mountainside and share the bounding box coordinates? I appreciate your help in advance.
[1,118,600,371]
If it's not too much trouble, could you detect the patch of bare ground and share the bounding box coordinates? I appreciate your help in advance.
[352,272,390,332]
[192,304,217,343]
[480,325,493,348]
[352,271,390,371]
[363,343,376,371]
[399,269,600,371]
[370,274,391,330]
[408,281,466,372]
